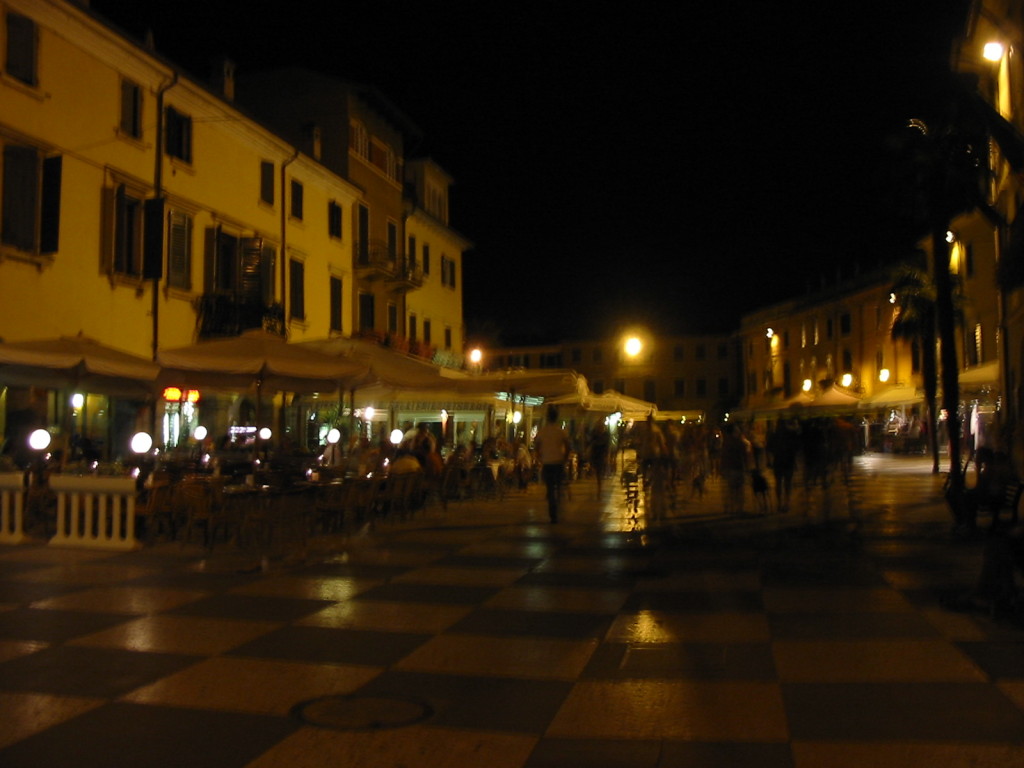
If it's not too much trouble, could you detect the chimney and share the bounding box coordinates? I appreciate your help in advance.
[211,56,235,102]
[305,123,322,161]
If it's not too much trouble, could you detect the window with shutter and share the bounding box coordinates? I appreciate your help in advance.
[290,180,303,220]
[328,200,342,238]
[120,79,143,139]
[329,276,342,332]
[260,161,274,205]
[167,210,192,289]
[113,184,143,276]
[289,259,305,319]
[2,144,38,251]
[165,107,192,163]
[5,12,37,86]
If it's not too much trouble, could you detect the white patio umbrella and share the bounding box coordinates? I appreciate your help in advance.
[299,336,464,392]
[158,330,368,394]
[452,369,587,400]
[0,334,159,397]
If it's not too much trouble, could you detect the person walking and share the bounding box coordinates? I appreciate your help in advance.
[588,422,611,498]
[535,405,571,522]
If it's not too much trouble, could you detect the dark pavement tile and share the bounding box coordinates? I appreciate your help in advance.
[525,737,662,767]
[769,612,939,640]
[448,608,613,639]
[516,571,636,589]
[0,607,131,642]
[357,670,572,733]
[0,645,197,697]
[623,591,763,613]
[0,580,86,604]
[783,682,1024,741]
[957,641,1024,680]
[167,593,335,622]
[583,642,777,680]
[228,625,430,666]
[0,701,297,768]
[353,582,501,605]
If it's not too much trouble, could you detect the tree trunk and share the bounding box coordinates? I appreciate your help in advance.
[920,316,940,473]
[932,228,963,505]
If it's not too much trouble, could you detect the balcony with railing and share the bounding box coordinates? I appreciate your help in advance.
[388,258,424,291]
[355,239,397,281]
[195,294,285,339]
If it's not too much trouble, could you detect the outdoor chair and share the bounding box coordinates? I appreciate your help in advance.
[179,480,236,549]
[313,482,356,534]
[136,477,176,543]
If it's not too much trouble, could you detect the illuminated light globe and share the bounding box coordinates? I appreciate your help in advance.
[71,393,85,409]
[326,428,341,445]
[194,426,208,441]
[28,429,51,451]
[841,373,853,388]
[984,41,1005,61]
[258,427,272,441]
[390,429,404,445]
[364,406,375,420]
[624,336,642,357]
[879,368,891,383]
[802,379,813,392]
[512,411,522,424]
[130,432,153,454]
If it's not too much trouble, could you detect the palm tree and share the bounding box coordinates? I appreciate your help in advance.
[890,259,940,473]
[896,72,1024,511]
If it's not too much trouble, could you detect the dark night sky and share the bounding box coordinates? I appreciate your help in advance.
[88,0,970,345]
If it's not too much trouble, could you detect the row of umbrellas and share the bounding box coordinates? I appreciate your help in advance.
[0,331,588,403]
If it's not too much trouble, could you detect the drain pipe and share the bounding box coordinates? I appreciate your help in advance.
[276,150,300,443]
[280,150,300,330]
[151,73,179,362]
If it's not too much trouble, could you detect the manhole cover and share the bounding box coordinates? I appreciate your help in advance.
[292,694,432,731]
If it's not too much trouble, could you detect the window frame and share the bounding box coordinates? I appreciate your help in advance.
[5,11,37,87]
[259,161,275,205]
[290,179,303,221]
[327,200,342,239]
[165,106,192,164]
[112,182,144,278]
[119,78,143,139]
[1,143,61,258]
[329,275,343,332]
[289,257,305,320]
[166,208,193,290]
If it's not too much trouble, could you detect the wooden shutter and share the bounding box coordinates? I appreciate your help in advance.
[40,155,61,253]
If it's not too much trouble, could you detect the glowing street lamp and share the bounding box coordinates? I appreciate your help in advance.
[840,373,853,388]
[624,336,642,358]
[28,429,51,451]
[984,41,1005,62]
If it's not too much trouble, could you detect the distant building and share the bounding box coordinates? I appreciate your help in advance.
[737,270,917,416]
[486,332,742,421]
[235,69,469,358]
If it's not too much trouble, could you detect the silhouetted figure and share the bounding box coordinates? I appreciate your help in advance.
[535,406,571,523]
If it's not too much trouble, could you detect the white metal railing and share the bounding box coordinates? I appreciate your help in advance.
[49,475,140,551]
[0,471,27,544]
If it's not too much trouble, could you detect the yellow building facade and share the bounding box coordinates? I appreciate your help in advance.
[0,0,466,458]
[738,271,917,417]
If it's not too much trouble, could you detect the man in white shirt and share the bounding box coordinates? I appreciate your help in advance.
[534,405,571,522]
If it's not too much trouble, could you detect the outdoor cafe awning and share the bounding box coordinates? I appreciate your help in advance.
[158,330,368,394]
[0,334,159,397]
